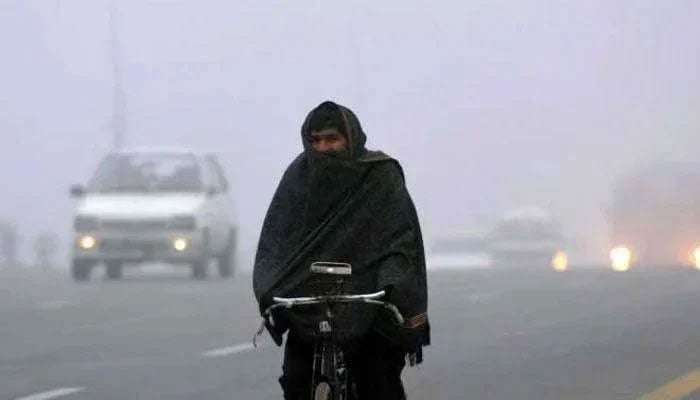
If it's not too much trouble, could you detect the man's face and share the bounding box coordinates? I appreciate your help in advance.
[310,128,348,155]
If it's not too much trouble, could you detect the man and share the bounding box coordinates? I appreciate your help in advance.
[253,101,429,399]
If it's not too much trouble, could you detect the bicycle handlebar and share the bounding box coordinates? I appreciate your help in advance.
[253,290,406,347]
[272,289,388,304]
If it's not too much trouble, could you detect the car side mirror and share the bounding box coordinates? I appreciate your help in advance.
[310,261,352,276]
[70,184,86,198]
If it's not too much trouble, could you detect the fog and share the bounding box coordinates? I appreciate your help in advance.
[1,0,698,266]
[4,3,700,399]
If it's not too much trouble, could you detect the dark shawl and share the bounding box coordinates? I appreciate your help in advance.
[252,101,429,356]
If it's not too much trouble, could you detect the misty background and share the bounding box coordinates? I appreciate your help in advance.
[1,0,698,267]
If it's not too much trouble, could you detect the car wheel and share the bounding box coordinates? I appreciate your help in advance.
[217,228,236,279]
[191,259,208,280]
[192,231,210,280]
[106,261,123,280]
[71,259,92,281]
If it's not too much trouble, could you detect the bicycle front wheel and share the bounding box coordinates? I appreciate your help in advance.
[314,382,332,400]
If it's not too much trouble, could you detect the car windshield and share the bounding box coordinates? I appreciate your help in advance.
[88,153,203,193]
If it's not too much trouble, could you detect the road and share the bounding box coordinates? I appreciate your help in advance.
[2,264,700,399]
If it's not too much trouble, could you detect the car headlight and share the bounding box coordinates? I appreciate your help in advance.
[610,246,632,272]
[74,216,100,231]
[173,237,189,252]
[78,235,97,250]
[170,216,197,231]
[693,247,700,270]
[551,251,568,272]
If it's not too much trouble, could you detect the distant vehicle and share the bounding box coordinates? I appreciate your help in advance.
[69,148,237,281]
[427,232,493,271]
[608,162,700,271]
[489,207,568,271]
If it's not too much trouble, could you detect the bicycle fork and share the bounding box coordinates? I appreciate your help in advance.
[312,313,350,399]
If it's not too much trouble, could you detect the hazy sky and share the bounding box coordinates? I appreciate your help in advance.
[1,0,698,265]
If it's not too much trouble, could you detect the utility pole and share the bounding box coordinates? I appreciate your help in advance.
[108,1,126,150]
[54,1,125,148]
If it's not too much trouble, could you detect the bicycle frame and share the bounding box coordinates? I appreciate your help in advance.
[311,298,349,400]
[254,290,405,400]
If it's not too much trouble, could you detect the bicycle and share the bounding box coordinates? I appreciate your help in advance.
[253,262,405,400]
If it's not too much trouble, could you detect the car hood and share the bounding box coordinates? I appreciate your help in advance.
[75,193,206,219]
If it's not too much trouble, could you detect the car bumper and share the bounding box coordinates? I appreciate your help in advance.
[72,231,205,263]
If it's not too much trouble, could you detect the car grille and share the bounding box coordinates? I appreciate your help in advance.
[100,238,167,252]
[101,219,170,232]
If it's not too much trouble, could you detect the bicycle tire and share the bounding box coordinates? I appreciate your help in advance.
[314,381,332,400]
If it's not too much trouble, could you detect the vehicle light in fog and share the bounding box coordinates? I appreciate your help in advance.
[610,246,631,272]
[173,237,188,252]
[78,235,97,250]
[693,247,700,270]
[551,251,568,272]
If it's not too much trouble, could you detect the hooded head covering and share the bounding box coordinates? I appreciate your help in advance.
[302,100,367,160]
[253,101,430,360]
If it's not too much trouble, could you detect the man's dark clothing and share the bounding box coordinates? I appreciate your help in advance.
[253,101,429,399]
[280,332,407,400]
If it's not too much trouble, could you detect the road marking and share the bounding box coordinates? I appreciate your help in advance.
[201,343,256,358]
[14,387,85,400]
[638,369,700,400]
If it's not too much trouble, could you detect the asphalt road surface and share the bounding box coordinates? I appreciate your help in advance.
[2,264,700,400]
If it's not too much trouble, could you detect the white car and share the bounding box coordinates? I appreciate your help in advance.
[69,148,237,280]
[489,207,568,270]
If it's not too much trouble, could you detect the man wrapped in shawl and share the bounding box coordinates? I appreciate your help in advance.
[253,100,429,399]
